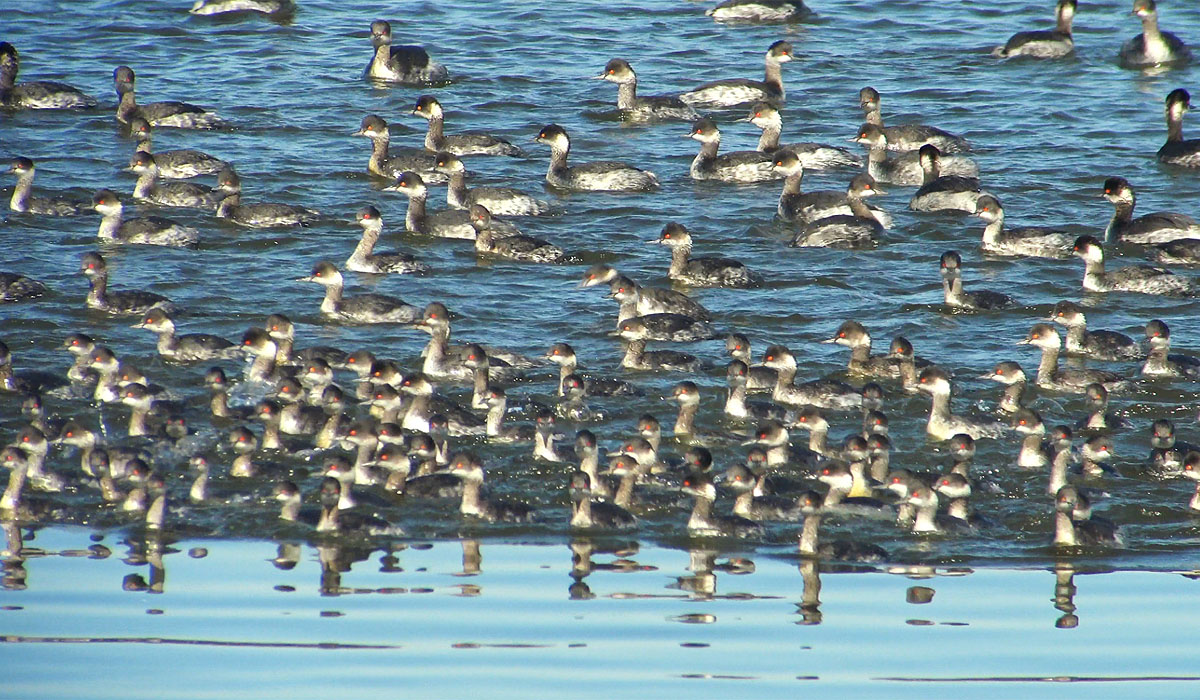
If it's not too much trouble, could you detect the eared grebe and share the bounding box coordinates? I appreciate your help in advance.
[127,152,216,209]
[1142,319,1200,378]
[594,58,698,121]
[619,338,701,372]
[993,0,1076,59]
[1158,89,1200,166]
[744,102,858,168]
[134,308,237,361]
[939,251,1015,310]
[761,345,861,410]
[0,42,95,109]
[909,145,985,213]
[1077,383,1131,432]
[603,273,713,320]
[905,483,970,534]
[1118,0,1192,69]
[1149,419,1199,471]
[859,87,970,153]
[204,367,254,421]
[682,470,763,538]
[651,222,753,287]
[1102,176,1200,243]
[274,480,321,527]
[300,261,421,323]
[114,66,223,128]
[92,189,199,248]
[1182,453,1200,511]
[917,366,1005,440]
[546,342,639,396]
[126,117,226,179]
[679,40,794,109]
[721,464,801,521]
[817,459,888,511]
[480,386,536,443]
[0,347,63,397]
[366,19,449,84]
[852,123,978,186]
[1019,323,1133,393]
[1073,235,1195,294]
[471,205,564,263]
[8,158,88,215]
[1012,408,1053,469]
[569,471,636,529]
[772,149,892,226]
[190,0,292,15]
[442,452,536,522]
[796,490,887,562]
[347,206,428,274]
[0,272,47,303]
[434,152,549,216]
[1054,485,1119,546]
[387,171,518,239]
[534,124,659,192]
[790,407,844,460]
[1048,300,1145,361]
[265,313,350,369]
[79,251,176,315]
[406,301,536,380]
[823,320,898,378]
[315,478,401,535]
[724,360,789,422]
[790,174,885,249]
[354,115,444,182]
[726,333,777,391]
[398,373,485,436]
[706,0,812,24]
[887,336,927,394]
[687,117,779,183]
[974,195,1073,258]
[214,167,320,227]
[613,312,716,343]
[1151,238,1200,265]
[749,419,820,467]
[411,95,520,156]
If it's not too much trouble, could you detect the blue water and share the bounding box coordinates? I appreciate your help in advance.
[4,530,1200,699]
[5,0,1200,695]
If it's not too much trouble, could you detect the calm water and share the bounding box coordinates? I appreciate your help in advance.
[4,0,1200,695]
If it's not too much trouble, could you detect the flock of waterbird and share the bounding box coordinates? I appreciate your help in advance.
[4,0,1200,561]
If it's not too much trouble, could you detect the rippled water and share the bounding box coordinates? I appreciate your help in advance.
[4,0,1200,694]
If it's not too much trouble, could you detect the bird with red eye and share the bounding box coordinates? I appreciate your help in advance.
[742,100,859,168]
[1046,300,1145,362]
[299,261,421,325]
[1011,408,1052,470]
[1142,319,1200,379]
[822,319,896,378]
[345,205,428,275]
[758,345,860,411]
[79,250,176,316]
[568,470,636,530]
[533,123,659,192]
[681,469,763,538]
[649,222,754,288]
[719,462,802,522]
[592,57,697,121]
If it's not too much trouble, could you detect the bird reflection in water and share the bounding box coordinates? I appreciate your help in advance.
[670,546,754,601]
[1053,560,1079,629]
[794,558,821,625]
[567,537,645,599]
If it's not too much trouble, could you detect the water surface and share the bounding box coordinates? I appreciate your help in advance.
[5,0,1200,696]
